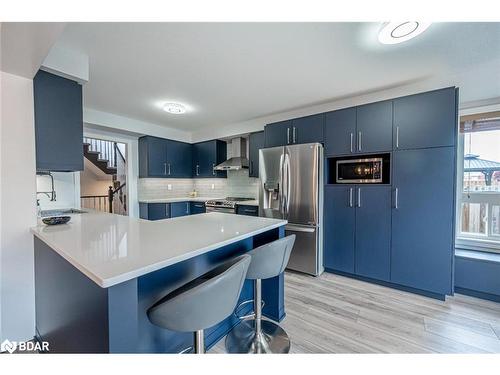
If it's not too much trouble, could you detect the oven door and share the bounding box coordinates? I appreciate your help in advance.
[206,206,236,214]
[336,158,383,183]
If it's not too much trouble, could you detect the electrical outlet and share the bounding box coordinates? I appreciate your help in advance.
[211,184,215,190]
[167,184,172,191]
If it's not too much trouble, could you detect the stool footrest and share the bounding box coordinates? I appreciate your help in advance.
[234,299,265,320]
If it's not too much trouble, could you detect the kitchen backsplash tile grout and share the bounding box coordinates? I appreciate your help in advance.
[138,169,259,201]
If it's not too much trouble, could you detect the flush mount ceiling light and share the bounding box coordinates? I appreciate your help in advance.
[162,102,187,114]
[378,22,431,45]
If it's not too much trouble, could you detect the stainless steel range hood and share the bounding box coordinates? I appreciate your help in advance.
[214,137,249,171]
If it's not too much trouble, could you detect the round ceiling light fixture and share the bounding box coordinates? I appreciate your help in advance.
[378,22,431,45]
[162,102,187,114]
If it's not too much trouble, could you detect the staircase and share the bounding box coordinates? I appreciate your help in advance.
[83,138,118,175]
[82,137,127,215]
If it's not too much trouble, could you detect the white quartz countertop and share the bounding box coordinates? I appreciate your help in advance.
[31,211,286,288]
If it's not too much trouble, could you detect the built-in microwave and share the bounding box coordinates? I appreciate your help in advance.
[336,157,383,184]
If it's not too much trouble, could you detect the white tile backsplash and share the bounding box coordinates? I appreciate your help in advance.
[138,169,259,201]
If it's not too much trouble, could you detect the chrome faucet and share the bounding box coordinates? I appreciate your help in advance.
[36,171,57,201]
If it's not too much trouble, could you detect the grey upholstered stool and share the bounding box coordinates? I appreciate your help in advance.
[225,235,296,354]
[147,254,251,354]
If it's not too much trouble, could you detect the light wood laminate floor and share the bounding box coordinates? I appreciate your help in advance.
[211,271,500,353]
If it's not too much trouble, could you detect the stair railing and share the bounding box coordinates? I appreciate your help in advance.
[83,137,118,168]
[108,183,127,214]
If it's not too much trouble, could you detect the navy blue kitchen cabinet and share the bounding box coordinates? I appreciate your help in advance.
[391,147,455,296]
[324,185,391,281]
[192,140,227,178]
[139,136,194,178]
[323,185,355,273]
[356,101,393,153]
[264,120,290,147]
[139,136,168,177]
[265,115,323,148]
[324,107,357,156]
[190,201,206,215]
[166,140,192,178]
[393,87,457,150]
[354,186,391,281]
[249,131,264,178]
[140,203,170,220]
[170,201,191,218]
[33,70,83,172]
[291,114,324,145]
[236,205,259,216]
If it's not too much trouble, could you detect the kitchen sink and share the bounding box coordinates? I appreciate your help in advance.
[40,208,87,217]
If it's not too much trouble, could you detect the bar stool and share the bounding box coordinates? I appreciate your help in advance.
[225,235,296,354]
[147,254,251,354]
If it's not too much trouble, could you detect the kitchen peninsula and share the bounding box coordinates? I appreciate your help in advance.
[31,211,287,353]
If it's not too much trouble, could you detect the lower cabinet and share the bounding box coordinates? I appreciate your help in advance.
[236,205,258,216]
[355,186,391,281]
[324,186,356,273]
[324,185,391,282]
[391,147,455,295]
[190,202,206,215]
[170,202,191,218]
[139,203,170,221]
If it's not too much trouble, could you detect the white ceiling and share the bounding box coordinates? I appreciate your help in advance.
[53,22,500,133]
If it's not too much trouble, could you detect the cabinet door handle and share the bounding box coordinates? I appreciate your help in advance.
[163,162,167,175]
[186,202,189,214]
[287,127,291,144]
[293,126,296,144]
[394,188,399,209]
[358,131,362,152]
[165,204,169,217]
[168,163,171,175]
[348,188,353,207]
[350,133,354,153]
[196,165,200,176]
[357,188,361,208]
[250,160,253,175]
[244,209,257,213]
[212,163,216,176]
[396,126,400,149]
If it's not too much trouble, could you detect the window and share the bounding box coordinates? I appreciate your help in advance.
[457,112,500,253]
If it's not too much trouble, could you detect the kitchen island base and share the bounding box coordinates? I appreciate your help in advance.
[34,226,285,353]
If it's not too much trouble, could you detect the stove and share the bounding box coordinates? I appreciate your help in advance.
[205,197,254,213]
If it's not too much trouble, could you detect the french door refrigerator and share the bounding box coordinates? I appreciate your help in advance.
[259,143,323,276]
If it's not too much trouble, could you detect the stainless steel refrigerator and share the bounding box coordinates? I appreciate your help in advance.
[259,143,323,276]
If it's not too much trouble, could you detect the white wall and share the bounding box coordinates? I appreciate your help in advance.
[36,172,80,211]
[0,72,37,342]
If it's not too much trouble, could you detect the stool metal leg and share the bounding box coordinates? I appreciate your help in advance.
[194,330,205,354]
[225,279,290,354]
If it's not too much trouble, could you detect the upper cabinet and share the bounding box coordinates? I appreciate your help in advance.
[248,131,264,178]
[34,70,83,172]
[324,108,356,156]
[264,120,290,147]
[325,101,392,157]
[166,140,192,178]
[192,140,227,178]
[291,114,324,145]
[393,87,457,150]
[356,101,393,153]
[139,136,192,178]
[264,114,324,148]
[139,136,167,177]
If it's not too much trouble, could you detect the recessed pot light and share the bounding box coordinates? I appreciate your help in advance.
[378,22,431,45]
[163,103,187,114]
